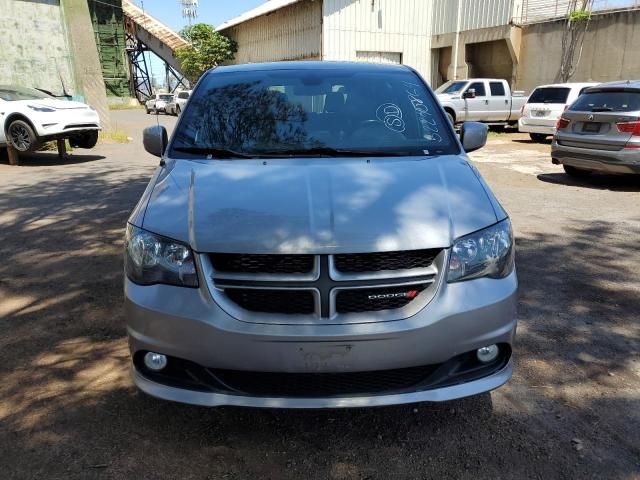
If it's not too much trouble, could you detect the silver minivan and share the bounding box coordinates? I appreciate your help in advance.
[126,62,517,408]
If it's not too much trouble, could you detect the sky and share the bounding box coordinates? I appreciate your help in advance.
[131,0,264,88]
[133,0,264,32]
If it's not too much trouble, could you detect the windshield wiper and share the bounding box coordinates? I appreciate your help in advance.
[591,107,613,112]
[172,146,257,159]
[257,147,414,157]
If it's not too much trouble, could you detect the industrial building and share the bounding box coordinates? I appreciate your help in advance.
[218,0,640,91]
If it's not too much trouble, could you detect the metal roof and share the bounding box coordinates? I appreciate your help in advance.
[122,0,188,51]
[209,60,411,73]
[216,0,305,31]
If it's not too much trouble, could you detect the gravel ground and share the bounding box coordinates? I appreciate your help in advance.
[1,112,639,479]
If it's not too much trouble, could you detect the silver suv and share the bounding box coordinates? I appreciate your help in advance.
[126,62,517,408]
[552,80,640,176]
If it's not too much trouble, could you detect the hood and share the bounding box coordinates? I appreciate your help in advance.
[141,155,499,254]
[19,98,90,110]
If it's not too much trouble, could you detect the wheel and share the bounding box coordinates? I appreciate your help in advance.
[7,119,40,152]
[563,165,591,177]
[175,105,181,116]
[69,131,99,149]
[146,108,150,114]
[529,133,547,143]
[445,111,455,126]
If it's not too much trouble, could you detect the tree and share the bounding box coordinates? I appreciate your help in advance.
[176,23,237,83]
[557,0,593,83]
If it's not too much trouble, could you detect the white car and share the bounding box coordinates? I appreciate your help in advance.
[145,93,175,115]
[0,85,101,152]
[518,82,599,142]
[166,90,191,116]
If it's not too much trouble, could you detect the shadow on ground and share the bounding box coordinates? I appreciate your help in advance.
[0,161,638,479]
[537,171,640,192]
[0,150,106,167]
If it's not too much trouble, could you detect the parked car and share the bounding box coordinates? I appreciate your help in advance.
[519,82,598,142]
[552,80,640,176]
[0,85,101,152]
[127,61,517,409]
[435,78,527,126]
[145,93,174,114]
[166,90,191,116]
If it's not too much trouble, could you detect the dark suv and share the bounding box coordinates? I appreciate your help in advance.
[552,80,640,176]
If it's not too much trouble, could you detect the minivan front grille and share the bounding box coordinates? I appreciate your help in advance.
[224,288,315,315]
[210,253,315,274]
[333,249,440,273]
[208,250,443,323]
[335,284,428,314]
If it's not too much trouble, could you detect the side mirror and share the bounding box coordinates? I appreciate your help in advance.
[143,125,168,157]
[463,89,476,99]
[460,122,488,153]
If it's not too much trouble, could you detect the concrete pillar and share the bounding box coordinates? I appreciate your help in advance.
[61,0,112,131]
[506,26,523,88]
[447,34,469,80]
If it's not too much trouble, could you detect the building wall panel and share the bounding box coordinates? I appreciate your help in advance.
[323,0,433,80]
[0,0,75,94]
[432,0,516,34]
[225,0,322,64]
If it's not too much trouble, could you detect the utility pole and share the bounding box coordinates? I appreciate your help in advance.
[179,0,199,26]
[452,0,463,80]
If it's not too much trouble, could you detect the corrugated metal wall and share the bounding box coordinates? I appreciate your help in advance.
[225,0,322,64]
[322,0,433,80]
[432,0,516,34]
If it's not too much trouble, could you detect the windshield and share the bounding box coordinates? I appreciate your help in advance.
[527,87,570,104]
[435,81,468,95]
[170,68,458,158]
[569,90,640,112]
[159,94,174,102]
[0,86,53,101]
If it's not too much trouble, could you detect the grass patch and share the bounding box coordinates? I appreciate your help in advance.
[108,103,144,111]
[99,129,130,144]
[39,140,73,152]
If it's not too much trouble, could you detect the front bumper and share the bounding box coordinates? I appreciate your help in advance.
[551,141,640,174]
[126,269,518,408]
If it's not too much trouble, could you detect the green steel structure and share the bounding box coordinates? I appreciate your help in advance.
[88,0,131,97]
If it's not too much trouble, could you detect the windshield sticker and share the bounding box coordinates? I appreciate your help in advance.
[376,103,406,133]
[403,82,443,143]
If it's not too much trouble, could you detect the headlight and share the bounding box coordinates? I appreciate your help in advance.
[125,224,198,287]
[28,104,56,112]
[447,219,514,282]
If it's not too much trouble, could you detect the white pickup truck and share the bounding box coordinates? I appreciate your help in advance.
[435,79,527,126]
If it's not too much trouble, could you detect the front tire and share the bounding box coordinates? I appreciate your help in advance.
[7,119,40,152]
[529,133,547,143]
[175,105,181,116]
[445,111,455,126]
[563,165,591,177]
[69,131,99,149]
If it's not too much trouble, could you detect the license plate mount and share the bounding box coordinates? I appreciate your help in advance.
[582,122,601,133]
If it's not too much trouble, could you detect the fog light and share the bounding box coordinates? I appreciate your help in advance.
[476,345,499,363]
[143,352,167,371]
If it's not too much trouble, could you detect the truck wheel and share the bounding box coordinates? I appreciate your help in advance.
[175,105,181,116]
[69,131,99,149]
[146,108,151,114]
[7,119,40,152]
[529,133,547,143]
[563,165,591,177]
[445,111,454,125]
